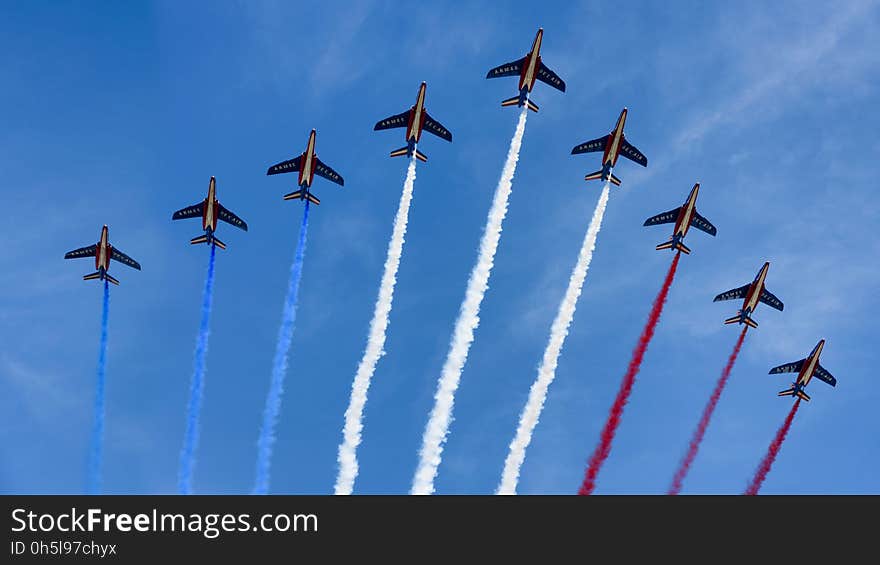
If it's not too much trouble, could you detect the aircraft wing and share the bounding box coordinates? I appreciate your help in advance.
[423,111,452,142]
[314,157,344,186]
[619,139,648,167]
[769,359,805,374]
[713,284,751,303]
[110,248,141,271]
[643,207,681,227]
[759,288,785,311]
[267,155,302,176]
[218,204,248,231]
[64,244,97,260]
[486,57,525,79]
[536,62,566,92]
[374,110,409,131]
[814,364,837,387]
[690,210,717,236]
[571,135,610,155]
[172,202,204,221]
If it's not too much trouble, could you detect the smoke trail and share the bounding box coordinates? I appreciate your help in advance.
[579,252,681,495]
[412,107,529,495]
[497,182,611,495]
[177,243,218,495]
[744,399,801,495]
[253,201,311,495]
[668,326,748,495]
[86,280,110,494]
[335,156,418,495]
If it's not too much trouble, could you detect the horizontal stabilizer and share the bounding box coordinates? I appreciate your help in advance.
[415,149,427,163]
[656,239,690,254]
[306,193,320,205]
[778,388,810,402]
[389,147,410,158]
[609,173,622,186]
[584,170,604,182]
[190,235,209,245]
[283,190,303,201]
[83,271,102,281]
[213,238,226,250]
[105,273,119,285]
[526,99,539,113]
[501,95,521,108]
[724,312,757,327]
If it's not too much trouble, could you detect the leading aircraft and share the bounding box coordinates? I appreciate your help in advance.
[64,225,141,285]
[172,176,248,250]
[374,81,452,163]
[713,261,783,328]
[571,107,647,186]
[267,129,344,205]
[643,182,716,254]
[485,28,566,112]
[770,339,837,402]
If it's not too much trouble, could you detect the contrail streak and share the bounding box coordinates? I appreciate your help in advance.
[177,243,218,495]
[335,156,418,495]
[668,326,747,495]
[744,399,801,495]
[412,107,528,495]
[86,280,110,494]
[579,252,681,495]
[253,201,311,495]
[497,182,611,495]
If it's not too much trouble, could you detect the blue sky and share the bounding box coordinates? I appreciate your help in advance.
[1,0,878,495]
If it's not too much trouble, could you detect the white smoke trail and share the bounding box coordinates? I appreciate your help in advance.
[497,182,611,495]
[335,155,418,495]
[411,107,529,495]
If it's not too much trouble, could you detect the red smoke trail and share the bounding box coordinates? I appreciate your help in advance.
[578,252,681,495]
[668,326,748,495]
[744,399,801,495]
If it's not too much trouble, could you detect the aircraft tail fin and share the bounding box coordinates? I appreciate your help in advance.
[191,234,226,249]
[85,271,119,285]
[778,387,810,402]
[389,146,410,158]
[724,311,758,328]
[656,239,691,254]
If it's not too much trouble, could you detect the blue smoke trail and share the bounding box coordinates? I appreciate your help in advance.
[86,280,110,494]
[177,243,218,494]
[253,201,311,494]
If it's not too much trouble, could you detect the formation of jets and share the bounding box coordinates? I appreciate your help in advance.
[63,27,838,402]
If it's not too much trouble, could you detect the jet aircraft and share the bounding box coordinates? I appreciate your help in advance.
[713,262,783,328]
[172,176,247,249]
[64,225,141,285]
[770,339,836,402]
[643,182,716,254]
[267,129,344,205]
[374,81,452,163]
[485,28,566,112]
